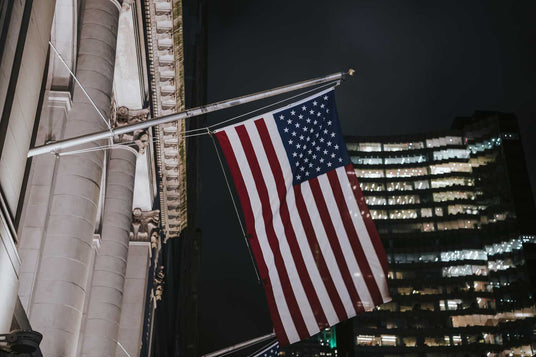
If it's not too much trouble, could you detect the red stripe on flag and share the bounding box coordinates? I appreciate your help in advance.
[345,164,389,277]
[308,178,366,314]
[293,185,348,322]
[326,170,384,307]
[215,130,288,345]
[235,125,309,341]
[255,119,329,331]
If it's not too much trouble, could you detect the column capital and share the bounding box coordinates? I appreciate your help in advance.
[130,208,160,242]
[113,106,151,153]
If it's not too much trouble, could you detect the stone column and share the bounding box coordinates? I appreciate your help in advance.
[80,107,149,357]
[80,148,136,357]
[28,1,120,355]
[117,209,160,357]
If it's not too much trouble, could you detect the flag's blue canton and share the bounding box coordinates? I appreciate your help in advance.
[260,343,279,357]
[273,91,350,186]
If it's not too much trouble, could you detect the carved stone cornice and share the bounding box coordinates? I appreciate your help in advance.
[130,208,160,243]
[144,0,187,239]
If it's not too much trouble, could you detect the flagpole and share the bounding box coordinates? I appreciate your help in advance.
[200,332,276,357]
[27,69,355,157]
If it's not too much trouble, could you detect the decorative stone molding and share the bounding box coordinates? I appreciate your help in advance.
[121,0,134,11]
[130,208,160,242]
[153,265,165,301]
[113,106,151,154]
[145,0,187,240]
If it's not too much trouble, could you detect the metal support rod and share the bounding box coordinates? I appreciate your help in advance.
[28,70,355,157]
[200,332,276,357]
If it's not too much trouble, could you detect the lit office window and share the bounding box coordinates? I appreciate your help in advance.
[419,253,439,262]
[386,181,413,191]
[396,286,412,295]
[433,148,470,161]
[447,204,478,215]
[388,195,420,205]
[437,219,479,230]
[435,207,443,216]
[370,210,388,220]
[488,259,515,272]
[468,137,501,153]
[426,138,442,148]
[473,281,488,292]
[391,253,439,263]
[430,162,472,175]
[384,155,427,165]
[433,191,475,202]
[421,208,433,217]
[384,142,424,151]
[357,143,382,152]
[425,337,450,347]
[439,299,463,311]
[351,156,383,165]
[440,249,487,262]
[402,337,416,347]
[355,169,384,178]
[385,167,427,178]
[381,335,397,346]
[431,177,474,188]
[421,287,440,294]
[426,136,462,148]
[413,180,429,189]
[442,264,488,277]
[389,209,418,219]
[476,297,495,309]
[485,236,536,256]
[422,222,435,232]
[446,136,463,145]
[360,182,385,191]
[366,196,387,205]
[356,335,375,346]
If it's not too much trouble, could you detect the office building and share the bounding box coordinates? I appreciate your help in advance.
[343,112,536,357]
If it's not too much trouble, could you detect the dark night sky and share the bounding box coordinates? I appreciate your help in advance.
[197,1,536,353]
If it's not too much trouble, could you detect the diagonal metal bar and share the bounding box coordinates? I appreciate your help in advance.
[28,70,355,157]
[201,332,276,357]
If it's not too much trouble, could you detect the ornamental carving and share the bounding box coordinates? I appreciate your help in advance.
[154,265,165,301]
[114,106,151,154]
[130,208,160,242]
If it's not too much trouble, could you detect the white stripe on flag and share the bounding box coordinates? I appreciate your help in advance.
[317,172,375,310]
[264,115,340,326]
[226,127,300,343]
[245,119,319,337]
[300,181,356,318]
[336,168,391,302]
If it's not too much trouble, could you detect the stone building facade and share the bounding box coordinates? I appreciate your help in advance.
[0,0,189,355]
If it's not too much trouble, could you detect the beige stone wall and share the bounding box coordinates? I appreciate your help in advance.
[117,243,151,357]
[0,0,56,214]
[0,0,56,333]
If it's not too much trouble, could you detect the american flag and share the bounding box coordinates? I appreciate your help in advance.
[251,340,279,357]
[215,88,390,346]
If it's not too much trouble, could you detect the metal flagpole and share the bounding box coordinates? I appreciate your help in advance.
[28,69,355,157]
[200,332,276,357]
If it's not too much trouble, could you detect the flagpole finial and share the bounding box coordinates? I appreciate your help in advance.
[342,69,356,81]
